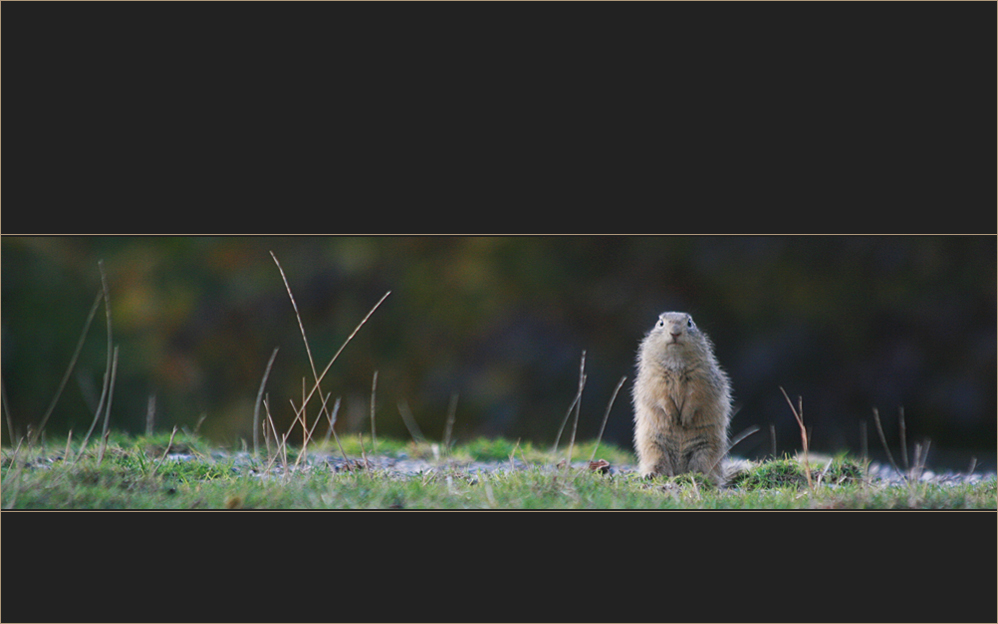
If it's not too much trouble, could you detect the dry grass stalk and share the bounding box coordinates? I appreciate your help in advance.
[508,438,521,472]
[95,346,120,466]
[297,290,391,431]
[150,426,179,476]
[32,290,103,443]
[1,375,16,446]
[859,421,868,463]
[293,391,336,469]
[357,433,370,471]
[272,253,386,461]
[270,251,322,388]
[262,397,286,475]
[910,438,931,482]
[553,350,586,455]
[78,264,115,456]
[2,437,25,509]
[253,347,280,457]
[370,371,379,454]
[702,425,760,483]
[193,412,208,435]
[317,395,350,466]
[145,394,157,437]
[588,375,627,463]
[898,406,908,474]
[397,400,426,444]
[323,396,342,444]
[779,386,813,491]
[443,392,458,456]
[63,429,73,462]
[871,407,904,480]
[966,456,977,477]
[262,394,272,459]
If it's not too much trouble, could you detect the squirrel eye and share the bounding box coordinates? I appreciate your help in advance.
[655,318,665,328]
[687,317,694,328]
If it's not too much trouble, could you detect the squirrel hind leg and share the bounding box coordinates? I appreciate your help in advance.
[686,447,727,486]
[639,449,678,478]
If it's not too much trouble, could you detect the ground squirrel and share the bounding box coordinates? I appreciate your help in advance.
[632,312,732,485]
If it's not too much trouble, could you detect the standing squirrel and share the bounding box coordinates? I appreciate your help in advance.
[632,312,733,485]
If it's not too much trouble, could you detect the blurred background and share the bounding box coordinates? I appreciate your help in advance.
[2,235,994,470]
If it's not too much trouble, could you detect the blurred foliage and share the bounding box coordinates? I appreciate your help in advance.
[2,236,994,467]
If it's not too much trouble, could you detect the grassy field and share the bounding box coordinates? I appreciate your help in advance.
[2,431,994,509]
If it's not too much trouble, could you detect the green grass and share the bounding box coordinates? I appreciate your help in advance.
[2,432,994,509]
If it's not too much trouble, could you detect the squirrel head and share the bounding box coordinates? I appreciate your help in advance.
[640,311,716,369]
[652,312,698,346]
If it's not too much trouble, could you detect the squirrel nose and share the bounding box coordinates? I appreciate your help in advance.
[670,331,681,341]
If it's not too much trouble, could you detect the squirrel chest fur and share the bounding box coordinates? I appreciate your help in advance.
[632,312,732,484]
